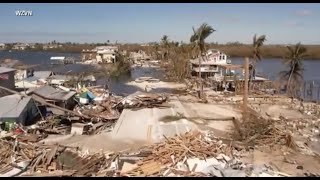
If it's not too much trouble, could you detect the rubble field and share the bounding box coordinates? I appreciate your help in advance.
[1,72,320,177]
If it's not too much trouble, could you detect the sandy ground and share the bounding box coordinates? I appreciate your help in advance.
[241,145,320,176]
[253,104,305,119]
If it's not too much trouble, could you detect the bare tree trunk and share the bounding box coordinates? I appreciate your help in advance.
[287,66,296,97]
[249,57,256,93]
[243,57,249,113]
[198,53,204,99]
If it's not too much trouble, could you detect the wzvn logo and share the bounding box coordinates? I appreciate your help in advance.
[15,10,33,16]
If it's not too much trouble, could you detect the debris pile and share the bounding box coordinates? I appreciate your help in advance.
[135,77,160,83]
[0,138,115,177]
[0,130,296,177]
[234,108,293,147]
[75,100,120,121]
[118,131,289,177]
[116,92,168,109]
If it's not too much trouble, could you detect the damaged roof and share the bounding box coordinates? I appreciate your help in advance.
[0,67,16,74]
[0,94,31,118]
[33,71,53,79]
[28,85,76,101]
[48,74,96,82]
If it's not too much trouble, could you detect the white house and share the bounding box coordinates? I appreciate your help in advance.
[130,50,151,61]
[190,49,232,77]
[94,46,119,63]
[0,43,5,50]
[12,43,29,50]
[43,44,61,50]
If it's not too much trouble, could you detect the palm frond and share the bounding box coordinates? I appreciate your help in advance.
[252,34,267,62]
[190,23,215,55]
[281,42,307,90]
[199,23,215,41]
[190,33,198,43]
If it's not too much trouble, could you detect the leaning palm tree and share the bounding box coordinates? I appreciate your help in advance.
[280,43,307,97]
[251,34,267,83]
[190,23,215,97]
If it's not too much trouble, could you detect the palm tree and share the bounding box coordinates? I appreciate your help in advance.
[161,35,170,60]
[161,35,169,46]
[190,23,215,97]
[280,43,307,97]
[251,34,267,83]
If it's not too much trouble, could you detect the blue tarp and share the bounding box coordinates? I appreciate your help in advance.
[80,91,96,102]
[87,91,96,100]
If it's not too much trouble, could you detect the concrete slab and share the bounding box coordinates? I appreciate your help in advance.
[111,98,241,144]
[180,102,242,119]
[112,99,198,143]
[50,97,243,152]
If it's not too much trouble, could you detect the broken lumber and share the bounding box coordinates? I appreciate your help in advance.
[19,170,76,177]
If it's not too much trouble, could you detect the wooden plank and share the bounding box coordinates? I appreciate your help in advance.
[20,170,76,177]
[45,146,58,166]
[140,161,161,176]
[146,125,152,144]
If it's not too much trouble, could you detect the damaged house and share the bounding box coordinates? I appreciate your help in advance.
[129,50,151,62]
[12,43,29,50]
[0,94,39,126]
[94,46,119,63]
[27,85,76,110]
[15,71,54,90]
[81,49,97,61]
[47,74,96,87]
[0,43,5,50]
[0,67,16,95]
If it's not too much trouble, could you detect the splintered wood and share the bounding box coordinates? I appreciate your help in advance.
[235,106,292,147]
[122,131,230,177]
[0,138,113,177]
[152,131,223,163]
[117,92,168,109]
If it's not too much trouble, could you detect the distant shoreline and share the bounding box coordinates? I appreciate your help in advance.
[2,44,320,60]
